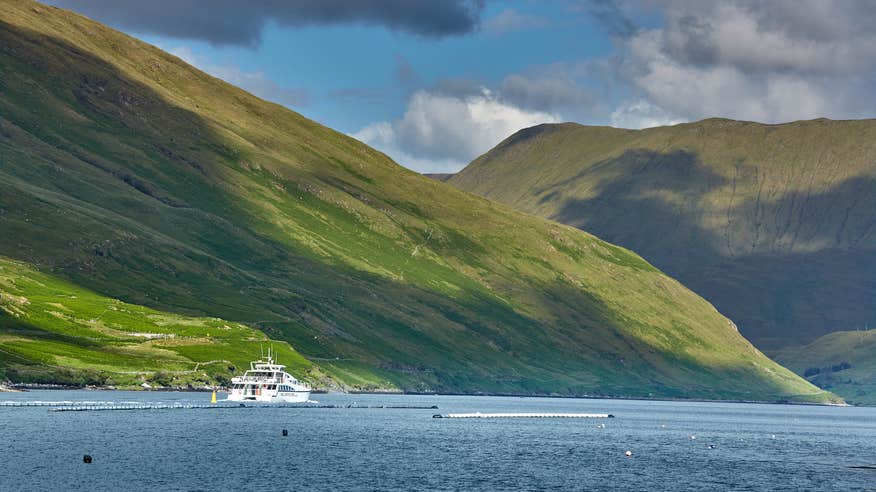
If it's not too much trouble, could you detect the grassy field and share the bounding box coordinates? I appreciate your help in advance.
[772,330,876,405]
[0,256,319,388]
[0,0,837,402]
[450,119,876,350]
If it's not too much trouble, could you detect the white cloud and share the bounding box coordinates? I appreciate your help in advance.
[168,46,309,107]
[483,9,548,35]
[610,99,684,129]
[610,1,876,124]
[353,88,560,172]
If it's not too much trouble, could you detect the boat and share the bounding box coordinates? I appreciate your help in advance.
[227,348,311,403]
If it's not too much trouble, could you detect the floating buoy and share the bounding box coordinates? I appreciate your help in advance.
[83,455,92,464]
[282,429,288,437]
[211,391,217,404]
[771,435,776,439]
[690,435,696,440]
[624,451,632,457]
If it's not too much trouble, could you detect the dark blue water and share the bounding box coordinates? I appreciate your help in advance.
[1,391,874,491]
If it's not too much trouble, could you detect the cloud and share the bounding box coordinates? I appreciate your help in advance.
[169,46,309,107]
[394,54,420,86]
[483,9,549,35]
[52,0,486,46]
[604,0,876,123]
[610,99,683,129]
[582,0,638,38]
[653,2,876,74]
[500,72,596,113]
[354,88,560,172]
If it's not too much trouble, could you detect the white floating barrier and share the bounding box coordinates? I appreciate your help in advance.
[432,412,613,419]
[43,403,439,412]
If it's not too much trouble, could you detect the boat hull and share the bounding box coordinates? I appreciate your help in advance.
[226,390,311,403]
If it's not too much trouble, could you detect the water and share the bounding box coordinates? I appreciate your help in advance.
[1,391,874,491]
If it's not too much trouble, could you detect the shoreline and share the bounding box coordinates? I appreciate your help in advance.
[4,383,854,407]
[357,390,852,408]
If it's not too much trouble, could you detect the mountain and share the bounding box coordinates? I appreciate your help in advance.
[423,173,455,182]
[0,0,833,402]
[450,119,876,350]
[772,330,876,405]
[0,256,316,388]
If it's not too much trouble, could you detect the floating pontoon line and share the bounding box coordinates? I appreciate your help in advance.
[0,401,140,407]
[432,412,614,419]
[44,403,440,412]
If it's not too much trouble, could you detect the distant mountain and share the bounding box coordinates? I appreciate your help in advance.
[450,119,876,350]
[772,330,876,405]
[0,0,833,402]
[423,173,455,182]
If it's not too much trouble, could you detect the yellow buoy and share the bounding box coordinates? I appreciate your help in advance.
[211,390,217,404]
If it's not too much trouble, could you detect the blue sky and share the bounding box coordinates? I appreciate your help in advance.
[140,2,624,139]
[50,1,876,172]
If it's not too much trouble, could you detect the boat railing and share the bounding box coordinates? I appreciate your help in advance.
[232,376,279,383]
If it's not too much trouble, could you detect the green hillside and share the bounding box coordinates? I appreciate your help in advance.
[0,0,834,402]
[772,330,876,405]
[0,256,316,388]
[451,119,876,349]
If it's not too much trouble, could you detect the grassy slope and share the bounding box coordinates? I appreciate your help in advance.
[450,120,876,349]
[0,0,834,402]
[0,256,315,388]
[772,330,876,405]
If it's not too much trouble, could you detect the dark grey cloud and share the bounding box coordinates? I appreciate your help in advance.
[431,78,484,98]
[500,73,595,113]
[483,9,549,34]
[51,0,486,45]
[394,54,420,86]
[584,0,637,38]
[327,87,386,101]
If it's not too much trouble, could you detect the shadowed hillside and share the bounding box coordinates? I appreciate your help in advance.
[451,119,876,349]
[423,173,455,182]
[0,0,834,402]
[772,329,876,405]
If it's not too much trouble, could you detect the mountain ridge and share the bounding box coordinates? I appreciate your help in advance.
[450,117,876,350]
[0,0,834,402]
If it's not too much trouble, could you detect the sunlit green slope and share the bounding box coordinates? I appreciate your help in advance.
[0,0,835,402]
[0,256,315,388]
[451,120,876,350]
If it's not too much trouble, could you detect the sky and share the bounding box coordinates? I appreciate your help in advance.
[50,0,876,173]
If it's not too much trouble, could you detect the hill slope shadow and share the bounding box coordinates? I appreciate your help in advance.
[550,149,876,347]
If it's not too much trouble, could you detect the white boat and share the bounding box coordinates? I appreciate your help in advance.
[227,349,311,403]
